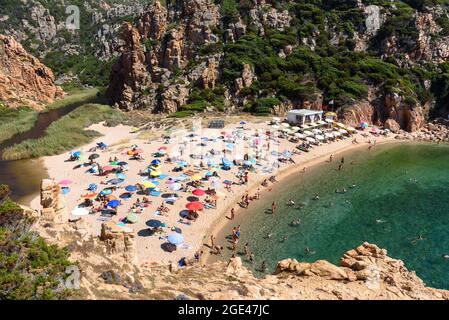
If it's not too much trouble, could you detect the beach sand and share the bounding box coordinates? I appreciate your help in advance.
[29,119,395,266]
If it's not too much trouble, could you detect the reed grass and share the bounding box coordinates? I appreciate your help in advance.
[2,104,123,160]
[44,88,102,111]
[0,105,38,144]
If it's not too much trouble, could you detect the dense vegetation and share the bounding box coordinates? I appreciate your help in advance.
[0,185,72,299]
[0,104,38,144]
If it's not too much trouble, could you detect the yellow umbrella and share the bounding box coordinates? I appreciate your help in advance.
[143,181,156,189]
[150,171,161,177]
[325,112,337,117]
[191,174,201,181]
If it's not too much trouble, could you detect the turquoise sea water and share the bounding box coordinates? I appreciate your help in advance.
[222,142,449,289]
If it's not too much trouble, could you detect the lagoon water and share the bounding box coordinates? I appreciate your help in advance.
[220,143,449,289]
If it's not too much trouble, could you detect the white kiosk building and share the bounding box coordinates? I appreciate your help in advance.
[287,109,323,125]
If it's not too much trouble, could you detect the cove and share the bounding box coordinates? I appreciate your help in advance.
[216,142,449,290]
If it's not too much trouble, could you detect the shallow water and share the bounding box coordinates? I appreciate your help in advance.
[218,142,449,289]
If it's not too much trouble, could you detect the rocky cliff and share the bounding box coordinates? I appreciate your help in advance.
[104,0,449,132]
[0,0,148,86]
[0,34,64,109]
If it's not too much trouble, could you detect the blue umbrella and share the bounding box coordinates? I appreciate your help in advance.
[120,192,132,199]
[116,173,126,179]
[117,161,128,166]
[177,160,188,167]
[125,185,138,192]
[243,160,253,167]
[72,151,81,157]
[222,158,233,166]
[226,143,234,150]
[150,190,162,197]
[151,159,161,165]
[148,219,163,228]
[167,233,184,245]
[157,174,169,179]
[107,200,121,208]
[100,188,113,195]
[108,178,124,185]
[88,183,98,191]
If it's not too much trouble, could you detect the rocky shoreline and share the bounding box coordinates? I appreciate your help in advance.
[395,119,449,143]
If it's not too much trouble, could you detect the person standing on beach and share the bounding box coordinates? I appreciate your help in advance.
[230,208,235,220]
[271,201,277,214]
[210,235,215,248]
[329,154,333,163]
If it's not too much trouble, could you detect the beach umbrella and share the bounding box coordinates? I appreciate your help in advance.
[186,202,203,211]
[100,188,113,195]
[315,135,325,141]
[177,160,188,167]
[59,179,72,186]
[82,193,97,199]
[306,137,316,143]
[192,189,206,196]
[324,133,334,139]
[103,165,114,171]
[151,159,162,166]
[108,178,124,185]
[61,187,70,195]
[148,219,163,228]
[88,153,99,160]
[312,129,322,134]
[303,131,314,137]
[281,123,290,128]
[150,190,162,197]
[167,233,184,245]
[150,170,162,177]
[116,173,126,179]
[190,174,201,181]
[107,200,121,208]
[126,212,138,224]
[143,181,156,189]
[283,151,292,158]
[125,185,138,192]
[71,207,89,216]
[71,151,82,157]
[294,133,306,139]
[325,119,334,123]
[117,161,128,166]
[360,122,369,128]
[133,148,144,154]
[339,129,348,134]
[158,146,168,151]
[120,192,132,199]
[169,183,182,191]
[347,127,356,132]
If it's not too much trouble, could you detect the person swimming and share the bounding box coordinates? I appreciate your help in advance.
[290,219,301,226]
[304,247,316,255]
[375,219,386,224]
[286,199,295,206]
[265,233,273,239]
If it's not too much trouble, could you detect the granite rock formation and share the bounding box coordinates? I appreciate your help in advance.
[0,34,64,109]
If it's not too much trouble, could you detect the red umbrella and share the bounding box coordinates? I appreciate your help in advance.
[186,202,204,211]
[103,165,114,171]
[192,189,206,196]
[158,146,168,150]
[133,148,144,154]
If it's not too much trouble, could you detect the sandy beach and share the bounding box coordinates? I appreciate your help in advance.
[29,118,396,266]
